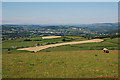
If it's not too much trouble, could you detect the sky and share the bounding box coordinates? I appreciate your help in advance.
[2,0,120,2]
[2,2,118,25]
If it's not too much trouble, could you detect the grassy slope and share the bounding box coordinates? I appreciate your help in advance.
[2,38,119,54]
[39,38,119,52]
[2,37,87,54]
[2,37,65,54]
[3,50,118,78]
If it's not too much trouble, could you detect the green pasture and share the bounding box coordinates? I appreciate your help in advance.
[2,37,119,54]
[2,50,118,78]
[39,38,119,53]
[2,36,86,54]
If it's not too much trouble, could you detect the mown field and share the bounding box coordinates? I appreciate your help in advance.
[2,36,87,54]
[2,50,118,78]
[39,38,119,53]
[2,37,119,54]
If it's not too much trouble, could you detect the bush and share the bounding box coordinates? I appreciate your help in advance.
[62,38,66,42]
[89,47,95,50]
[46,50,51,52]
[24,39,32,41]
[33,39,42,41]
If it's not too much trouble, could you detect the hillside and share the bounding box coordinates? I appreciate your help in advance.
[2,23,119,40]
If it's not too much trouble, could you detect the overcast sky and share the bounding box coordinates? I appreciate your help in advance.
[2,2,118,25]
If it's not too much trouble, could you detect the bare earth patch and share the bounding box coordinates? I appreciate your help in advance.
[42,36,61,39]
[17,39,104,52]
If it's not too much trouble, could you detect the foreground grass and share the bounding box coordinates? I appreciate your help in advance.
[2,50,118,78]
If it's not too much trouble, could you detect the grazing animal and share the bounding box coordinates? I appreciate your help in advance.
[106,50,109,53]
[95,54,98,56]
[103,48,109,53]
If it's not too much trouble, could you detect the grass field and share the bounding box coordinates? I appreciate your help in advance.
[2,50,118,78]
[39,38,119,53]
[2,36,87,54]
[2,37,119,78]
[17,39,103,52]
[2,37,119,54]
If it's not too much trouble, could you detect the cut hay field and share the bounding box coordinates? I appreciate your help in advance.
[42,36,61,39]
[2,36,87,54]
[2,50,118,78]
[2,37,119,54]
[17,39,103,52]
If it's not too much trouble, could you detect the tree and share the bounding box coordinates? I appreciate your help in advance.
[8,48,11,54]
[62,38,66,42]
[37,43,40,46]
[24,39,32,41]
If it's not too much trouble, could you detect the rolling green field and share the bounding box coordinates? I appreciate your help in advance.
[2,37,119,54]
[2,36,87,54]
[2,50,118,78]
[39,38,119,53]
[2,37,119,78]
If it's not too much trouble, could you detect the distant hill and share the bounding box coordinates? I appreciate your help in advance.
[2,23,119,40]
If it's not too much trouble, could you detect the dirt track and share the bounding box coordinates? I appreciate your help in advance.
[17,39,104,52]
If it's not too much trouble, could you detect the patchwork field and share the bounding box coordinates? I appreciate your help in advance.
[2,50,118,78]
[17,39,103,52]
[2,37,119,78]
[2,37,119,54]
